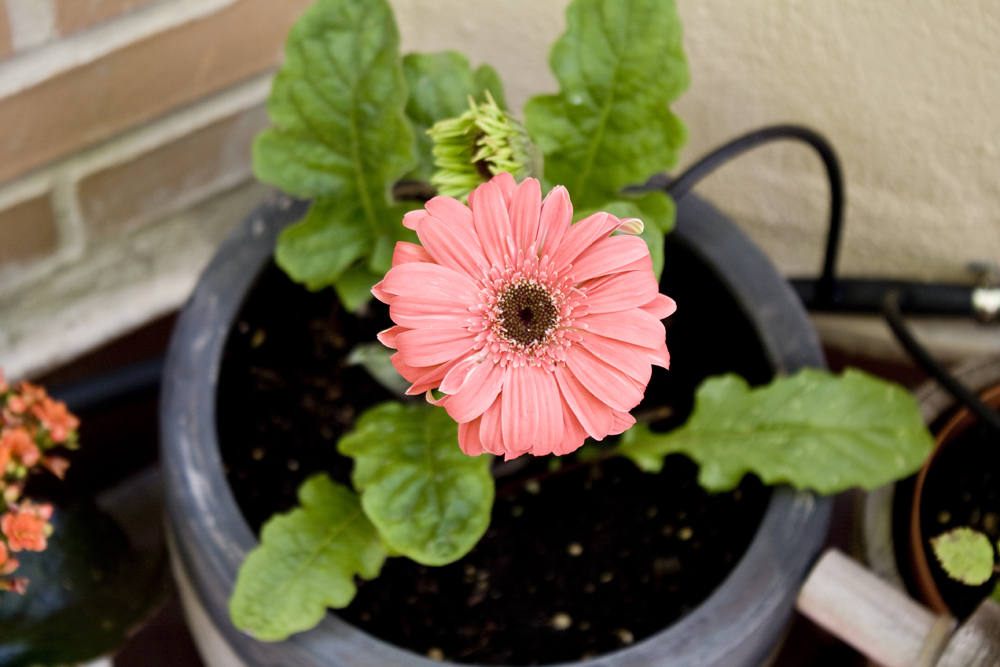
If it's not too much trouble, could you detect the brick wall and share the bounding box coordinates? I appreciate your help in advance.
[0,0,313,378]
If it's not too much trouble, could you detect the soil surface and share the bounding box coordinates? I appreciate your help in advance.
[904,413,1000,618]
[216,235,775,665]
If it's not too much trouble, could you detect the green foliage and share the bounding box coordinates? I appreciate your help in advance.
[931,527,997,587]
[574,190,675,280]
[524,0,689,208]
[339,403,494,566]
[403,52,507,181]
[346,341,411,397]
[618,368,935,494]
[254,0,415,302]
[230,475,386,641]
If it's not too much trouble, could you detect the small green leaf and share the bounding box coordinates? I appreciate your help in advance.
[402,52,506,181]
[524,0,689,208]
[618,368,935,494]
[230,475,386,641]
[338,403,494,566]
[275,199,373,291]
[931,528,996,586]
[333,263,383,312]
[574,190,675,281]
[255,0,415,291]
[346,341,411,397]
[992,580,1000,604]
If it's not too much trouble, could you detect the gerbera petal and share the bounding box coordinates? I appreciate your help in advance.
[390,352,434,384]
[583,271,659,314]
[402,209,430,230]
[417,216,488,278]
[553,365,614,440]
[439,354,484,395]
[396,328,476,367]
[577,308,666,350]
[570,235,651,284]
[405,350,474,395]
[564,346,644,413]
[579,333,653,386]
[371,280,391,304]
[425,195,473,228]
[532,369,564,456]
[471,181,513,267]
[537,185,572,255]
[641,293,678,320]
[442,360,505,423]
[648,338,671,369]
[610,409,636,435]
[493,171,516,206]
[479,398,505,456]
[508,178,541,253]
[458,418,485,456]
[381,262,479,304]
[377,325,406,348]
[390,296,473,330]
[391,242,434,267]
[502,367,539,453]
[549,212,610,270]
[552,408,589,456]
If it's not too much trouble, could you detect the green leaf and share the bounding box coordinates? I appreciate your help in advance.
[524,0,689,208]
[338,403,494,566]
[275,198,373,291]
[346,341,411,397]
[230,475,386,641]
[992,580,1000,605]
[402,52,506,181]
[255,0,415,290]
[574,190,675,281]
[618,368,935,494]
[930,528,996,586]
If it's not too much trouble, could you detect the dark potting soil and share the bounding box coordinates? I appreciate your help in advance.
[898,412,1000,618]
[216,235,774,665]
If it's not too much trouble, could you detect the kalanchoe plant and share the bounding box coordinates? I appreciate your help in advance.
[0,369,78,597]
[231,0,936,642]
[931,527,1000,605]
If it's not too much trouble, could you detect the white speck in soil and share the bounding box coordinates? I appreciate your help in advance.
[579,620,591,631]
[550,613,573,630]
[653,556,682,576]
[464,564,476,576]
[251,328,267,348]
[360,611,371,622]
[677,510,687,520]
[661,524,675,537]
[583,582,596,593]
[511,505,524,517]
[938,510,951,524]
[617,629,635,645]
[525,479,541,495]
[251,447,265,461]
[238,321,250,334]
[427,647,445,661]
[678,526,694,541]
[287,459,299,471]
[984,512,999,532]
[599,571,614,584]
[646,506,658,518]
[567,542,583,556]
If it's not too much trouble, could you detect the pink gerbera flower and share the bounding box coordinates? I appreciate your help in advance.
[373,173,676,458]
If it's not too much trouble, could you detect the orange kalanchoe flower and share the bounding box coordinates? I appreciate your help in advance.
[32,398,79,444]
[2,501,54,552]
[0,540,17,575]
[0,428,39,467]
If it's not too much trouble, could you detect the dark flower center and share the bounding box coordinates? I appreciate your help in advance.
[497,281,558,346]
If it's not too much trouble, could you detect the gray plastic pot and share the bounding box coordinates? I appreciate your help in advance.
[161,191,832,667]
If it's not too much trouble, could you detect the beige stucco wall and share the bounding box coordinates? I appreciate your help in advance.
[394,0,1000,282]
[393,0,1000,360]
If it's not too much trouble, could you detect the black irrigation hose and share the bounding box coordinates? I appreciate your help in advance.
[882,290,1000,438]
[665,124,845,308]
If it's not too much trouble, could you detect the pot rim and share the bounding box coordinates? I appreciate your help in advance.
[160,190,832,667]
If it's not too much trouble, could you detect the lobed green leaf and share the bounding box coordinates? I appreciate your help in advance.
[254,0,416,295]
[618,368,935,494]
[524,0,689,208]
[229,475,386,641]
[338,403,494,566]
[930,527,996,587]
[403,52,507,182]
